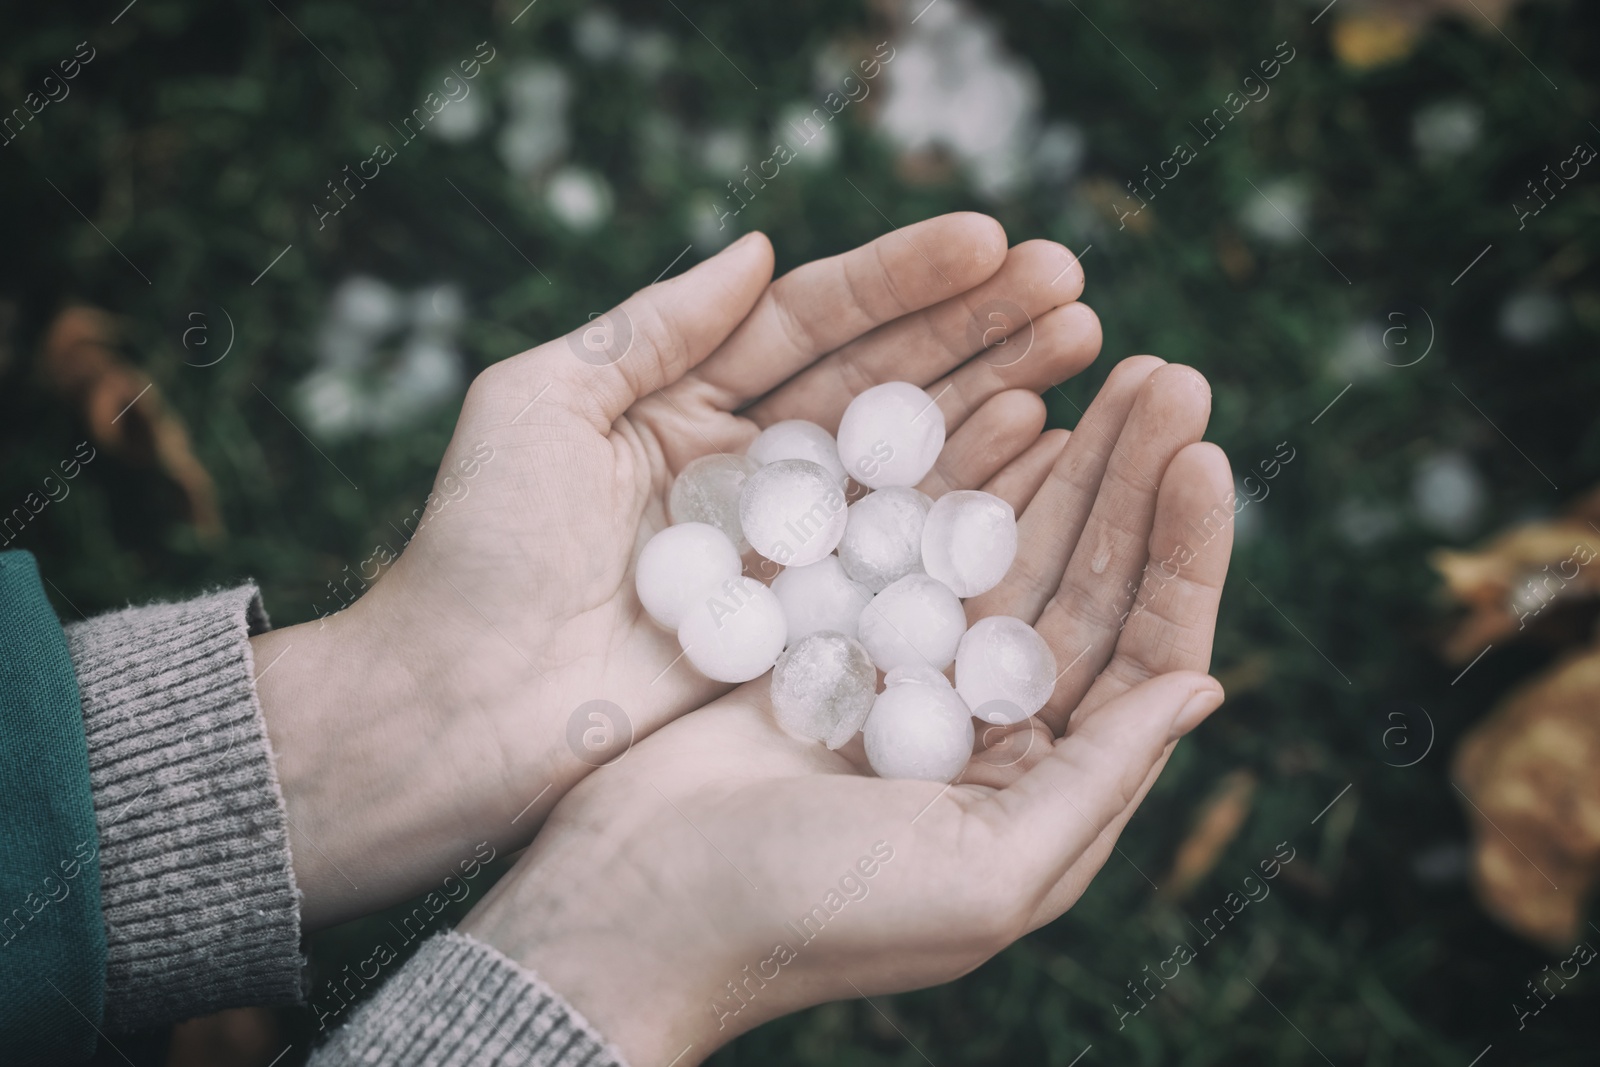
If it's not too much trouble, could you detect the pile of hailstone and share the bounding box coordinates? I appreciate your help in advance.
[634,382,1057,782]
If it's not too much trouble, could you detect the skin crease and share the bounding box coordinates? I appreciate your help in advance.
[458,362,1234,1066]
[247,214,1107,928]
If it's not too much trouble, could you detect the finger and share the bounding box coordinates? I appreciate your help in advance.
[964,355,1164,627]
[981,428,1069,513]
[1068,442,1235,728]
[916,390,1046,498]
[965,357,1166,625]
[1023,741,1173,928]
[745,239,1087,433]
[1027,443,1235,920]
[692,213,1009,408]
[508,232,774,434]
[918,300,1101,436]
[1028,364,1213,735]
[986,670,1223,894]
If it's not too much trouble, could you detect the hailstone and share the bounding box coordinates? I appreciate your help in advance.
[748,419,848,486]
[634,522,743,629]
[837,487,932,593]
[955,615,1057,725]
[856,573,967,673]
[670,453,761,552]
[677,576,787,683]
[738,458,848,567]
[921,490,1018,597]
[835,381,946,489]
[862,680,975,782]
[770,556,871,642]
[770,631,877,749]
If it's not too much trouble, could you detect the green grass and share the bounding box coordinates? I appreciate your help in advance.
[4,0,1599,1063]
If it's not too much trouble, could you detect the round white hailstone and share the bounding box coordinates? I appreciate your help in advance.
[863,682,975,782]
[921,490,1018,597]
[634,523,743,630]
[955,616,1057,725]
[857,573,967,673]
[747,420,849,486]
[770,631,878,749]
[837,487,933,593]
[738,459,848,567]
[669,454,761,552]
[884,664,952,689]
[835,381,946,489]
[771,556,871,642]
[677,576,787,683]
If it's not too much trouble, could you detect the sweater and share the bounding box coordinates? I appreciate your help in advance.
[5,563,626,1066]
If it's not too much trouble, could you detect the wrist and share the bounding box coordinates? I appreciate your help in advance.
[458,849,744,1066]
[252,597,512,928]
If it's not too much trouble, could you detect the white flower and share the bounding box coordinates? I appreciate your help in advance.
[699,126,752,178]
[1498,291,1562,345]
[689,193,736,250]
[301,277,468,438]
[499,63,570,176]
[1323,322,1389,383]
[626,30,675,78]
[876,0,1043,200]
[328,276,403,338]
[1412,450,1486,538]
[1412,100,1481,166]
[1335,499,1400,548]
[1034,122,1086,184]
[428,89,487,143]
[573,8,626,61]
[777,102,837,167]
[1239,179,1309,245]
[545,166,613,231]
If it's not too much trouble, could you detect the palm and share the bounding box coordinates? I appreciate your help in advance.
[462,355,1235,1063]
[369,216,1107,828]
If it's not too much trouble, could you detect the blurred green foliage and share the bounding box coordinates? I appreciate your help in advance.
[4,0,1599,1063]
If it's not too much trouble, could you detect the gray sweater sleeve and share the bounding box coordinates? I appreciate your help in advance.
[65,584,627,1067]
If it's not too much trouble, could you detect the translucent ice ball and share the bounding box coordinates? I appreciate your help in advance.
[837,487,932,593]
[835,381,946,489]
[921,489,1018,597]
[955,615,1057,725]
[738,458,849,567]
[634,522,743,629]
[670,453,761,552]
[770,630,877,749]
[748,419,848,487]
[771,556,871,642]
[857,573,967,673]
[863,680,974,782]
[677,576,787,683]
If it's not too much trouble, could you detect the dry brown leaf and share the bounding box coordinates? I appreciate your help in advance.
[1161,769,1259,901]
[1454,645,1600,948]
[1432,499,1600,663]
[39,305,223,541]
[1330,0,1537,70]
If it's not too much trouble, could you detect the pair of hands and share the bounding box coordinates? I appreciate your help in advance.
[250,212,1233,1065]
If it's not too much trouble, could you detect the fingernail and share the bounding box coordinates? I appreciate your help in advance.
[1169,681,1224,742]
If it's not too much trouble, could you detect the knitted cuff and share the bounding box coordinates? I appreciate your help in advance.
[309,931,629,1067]
[64,585,302,1030]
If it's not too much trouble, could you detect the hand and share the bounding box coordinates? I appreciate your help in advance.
[248,215,1103,926]
[458,357,1233,1066]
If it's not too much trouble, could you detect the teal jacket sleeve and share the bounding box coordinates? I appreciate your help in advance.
[0,550,106,1064]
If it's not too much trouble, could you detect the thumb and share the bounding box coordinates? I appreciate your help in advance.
[992,670,1224,885]
[509,232,773,433]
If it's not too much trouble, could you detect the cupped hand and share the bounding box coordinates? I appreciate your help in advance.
[457,357,1233,1066]
[250,215,1101,926]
